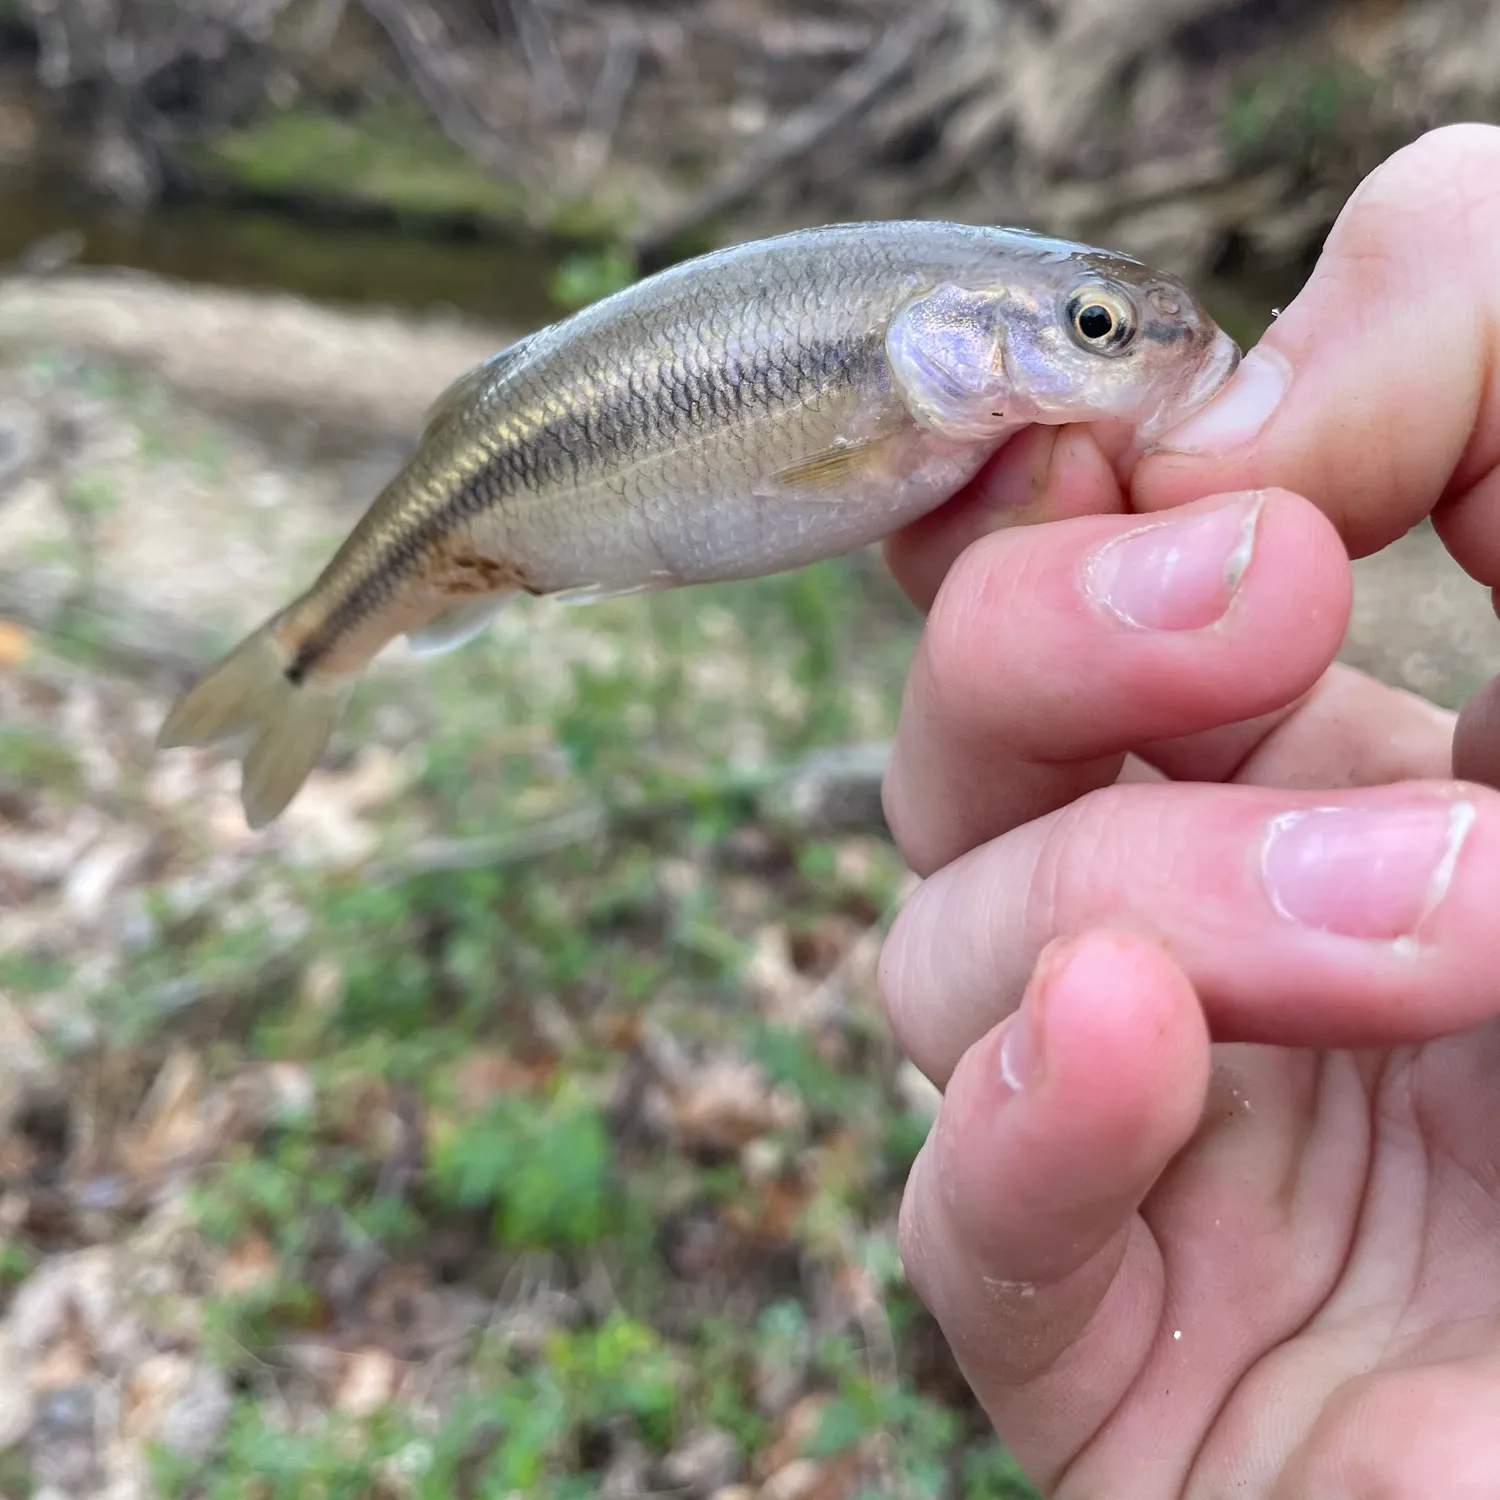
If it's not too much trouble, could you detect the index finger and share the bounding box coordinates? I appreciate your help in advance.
[1139,124,1500,562]
[1134,125,1500,785]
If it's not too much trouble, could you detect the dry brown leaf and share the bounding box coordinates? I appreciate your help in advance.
[757,1393,830,1479]
[213,1235,278,1297]
[668,1057,803,1155]
[123,1353,232,1458]
[298,955,345,1016]
[0,1328,28,1449]
[660,1425,743,1493]
[743,925,816,1023]
[334,1078,407,1158]
[787,915,861,978]
[0,996,51,1139]
[120,1351,187,1438]
[0,618,29,669]
[450,1048,551,1110]
[334,1346,401,1416]
[591,1008,644,1052]
[121,1047,206,1177]
[723,1174,812,1246]
[29,1299,96,1390]
[756,1456,861,1500]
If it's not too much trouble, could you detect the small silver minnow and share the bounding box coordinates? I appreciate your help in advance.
[158,221,1240,828]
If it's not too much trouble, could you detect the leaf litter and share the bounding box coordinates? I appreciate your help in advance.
[0,270,1026,1499]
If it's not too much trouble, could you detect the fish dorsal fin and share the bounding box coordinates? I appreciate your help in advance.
[419,334,535,445]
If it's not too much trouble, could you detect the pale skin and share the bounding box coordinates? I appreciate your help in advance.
[875,123,1500,1497]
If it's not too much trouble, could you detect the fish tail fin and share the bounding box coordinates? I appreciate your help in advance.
[157,618,354,830]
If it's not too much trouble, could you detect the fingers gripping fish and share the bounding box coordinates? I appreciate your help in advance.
[157,221,1240,829]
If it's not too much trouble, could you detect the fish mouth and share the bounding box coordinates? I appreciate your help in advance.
[1135,327,1242,446]
[1185,328,1243,415]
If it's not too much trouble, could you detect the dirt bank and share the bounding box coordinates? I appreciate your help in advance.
[4,0,1500,290]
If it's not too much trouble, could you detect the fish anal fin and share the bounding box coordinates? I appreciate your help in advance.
[419,335,534,444]
[405,594,512,656]
[550,574,676,607]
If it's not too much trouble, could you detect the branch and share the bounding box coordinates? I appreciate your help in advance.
[357,0,527,179]
[630,7,950,261]
[503,0,577,121]
[367,741,893,884]
[0,572,210,690]
[569,19,640,186]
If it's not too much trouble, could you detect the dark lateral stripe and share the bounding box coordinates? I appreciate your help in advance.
[293,330,868,674]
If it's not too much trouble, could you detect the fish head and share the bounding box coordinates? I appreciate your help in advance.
[886,251,1240,447]
[995,253,1241,439]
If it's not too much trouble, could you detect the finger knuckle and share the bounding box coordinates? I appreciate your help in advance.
[920,534,1021,739]
[879,747,927,874]
[877,895,931,1062]
[895,1150,939,1305]
[1027,786,1127,935]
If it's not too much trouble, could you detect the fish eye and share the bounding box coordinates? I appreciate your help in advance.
[1066,286,1136,354]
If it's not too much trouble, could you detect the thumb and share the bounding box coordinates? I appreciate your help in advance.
[896,930,1210,1485]
[1132,125,1500,565]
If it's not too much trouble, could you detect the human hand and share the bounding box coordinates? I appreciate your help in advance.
[876,124,1500,1496]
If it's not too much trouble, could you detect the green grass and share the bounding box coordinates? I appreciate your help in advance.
[1225,58,1378,167]
[0,725,83,797]
[190,103,639,251]
[193,106,528,225]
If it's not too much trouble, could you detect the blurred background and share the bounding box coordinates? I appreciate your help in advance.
[0,2,1498,1496]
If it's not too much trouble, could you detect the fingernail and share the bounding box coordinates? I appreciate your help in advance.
[1261,800,1476,942]
[1151,347,1290,455]
[1085,493,1262,631]
[1000,942,1066,1094]
[998,1006,1039,1095]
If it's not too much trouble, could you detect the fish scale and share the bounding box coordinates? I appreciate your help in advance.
[156,220,1241,829]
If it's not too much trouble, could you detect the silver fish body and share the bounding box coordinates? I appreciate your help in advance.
[158,220,1240,828]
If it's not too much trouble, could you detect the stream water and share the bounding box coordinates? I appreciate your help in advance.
[0,171,561,329]
[0,168,1292,347]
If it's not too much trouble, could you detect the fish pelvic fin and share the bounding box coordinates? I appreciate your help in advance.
[157,619,355,831]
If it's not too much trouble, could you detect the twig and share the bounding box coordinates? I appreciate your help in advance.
[368,740,893,884]
[1040,145,1244,230]
[569,20,640,186]
[865,47,1002,151]
[0,572,209,690]
[298,0,352,52]
[502,0,577,120]
[357,0,523,178]
[372,803,612,883]
[631,6,950,261]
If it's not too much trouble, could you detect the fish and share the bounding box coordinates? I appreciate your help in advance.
[156,220,1240,830]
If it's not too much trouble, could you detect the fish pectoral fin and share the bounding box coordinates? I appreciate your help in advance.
[419,334,536,444]
[763,436,890,497]
[405,594,514,656]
